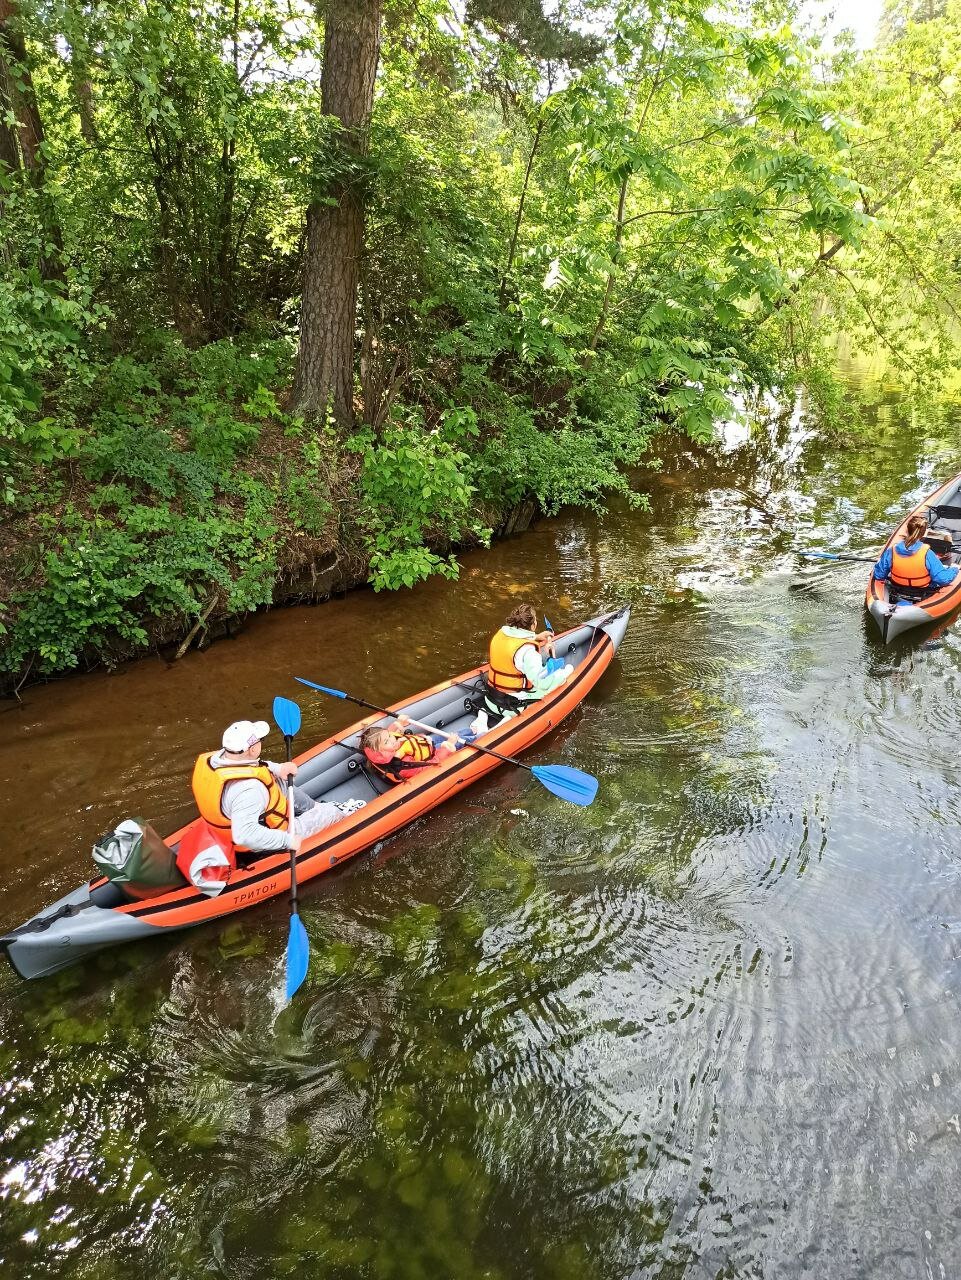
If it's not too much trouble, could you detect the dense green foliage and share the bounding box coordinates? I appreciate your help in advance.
[3,0,961,681]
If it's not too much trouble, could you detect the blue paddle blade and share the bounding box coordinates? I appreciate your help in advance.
[273,695,301,738]
[531,764,598,806]
[286,912,309,1001]
[800,551,839,561]
[544,615,553,632]
[294,676,346,699]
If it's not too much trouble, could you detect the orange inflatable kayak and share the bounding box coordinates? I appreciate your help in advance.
[2,606,630,979]
[866,472,961,644]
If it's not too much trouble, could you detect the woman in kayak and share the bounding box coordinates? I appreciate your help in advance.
[359,716,459,785]
[473,604,574,732]
[873,513,959,598]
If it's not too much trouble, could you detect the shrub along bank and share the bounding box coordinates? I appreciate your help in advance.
[0,327,657,691]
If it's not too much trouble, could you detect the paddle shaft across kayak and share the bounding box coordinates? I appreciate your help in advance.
[297,682,574,775]
[293,678,599,805]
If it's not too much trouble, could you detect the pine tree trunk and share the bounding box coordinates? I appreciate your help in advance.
[293,0,382,428]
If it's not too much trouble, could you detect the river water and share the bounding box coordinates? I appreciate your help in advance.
[3,387,961,1279]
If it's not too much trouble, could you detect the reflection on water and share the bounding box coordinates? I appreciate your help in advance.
[4,388,961,1278]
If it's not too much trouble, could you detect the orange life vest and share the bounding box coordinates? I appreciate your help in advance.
[364,733,435,784]
[488,628,535,693]
[890,542,931,589]
[190,753,288,838]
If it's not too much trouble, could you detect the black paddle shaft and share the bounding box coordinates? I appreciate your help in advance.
[284,732,299,914]
[801,552,878,564]
[331,690,538,775]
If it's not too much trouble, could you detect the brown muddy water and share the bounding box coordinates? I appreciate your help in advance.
[3,392,961,1279]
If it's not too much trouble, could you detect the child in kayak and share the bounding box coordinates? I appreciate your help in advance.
[359,716,459,785]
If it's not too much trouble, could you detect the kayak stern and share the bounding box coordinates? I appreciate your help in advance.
[2,884,164,980]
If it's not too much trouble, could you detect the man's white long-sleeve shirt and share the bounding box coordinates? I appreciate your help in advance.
[208,751,291,853]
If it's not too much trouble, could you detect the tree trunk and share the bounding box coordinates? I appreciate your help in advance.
[211,0,240,337]
[293,0,382,428]
[586,171,629,355]
[0,0,63,276]
[584,35,669,360]
[499,109,546,307]
[69,47,99,145]
[0,55,19,171]
[0,0,46,174]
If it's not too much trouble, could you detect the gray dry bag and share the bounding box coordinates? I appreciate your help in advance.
[92,819,184,900]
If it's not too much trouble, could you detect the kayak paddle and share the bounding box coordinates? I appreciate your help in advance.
[273,695,308,1002]
[799,551,878,564]
[293,678,599,807]
[541,614,566,674]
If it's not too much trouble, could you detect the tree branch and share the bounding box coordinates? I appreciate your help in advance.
[620,206,718,228]
[827,262,920,373]
[499,107,547,307]
[882,229,961,328]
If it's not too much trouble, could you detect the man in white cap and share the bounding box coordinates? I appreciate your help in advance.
[191,719,363,861]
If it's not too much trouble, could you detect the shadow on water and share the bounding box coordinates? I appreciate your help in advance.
[6,380,961,1277]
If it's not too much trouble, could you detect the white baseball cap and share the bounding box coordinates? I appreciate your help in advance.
[222,720,271,752]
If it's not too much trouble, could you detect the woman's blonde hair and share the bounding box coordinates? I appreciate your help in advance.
[359,725,392,753]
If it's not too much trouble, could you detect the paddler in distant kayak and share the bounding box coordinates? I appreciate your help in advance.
[872,513,959,598]
[192,720,364,859]
[474,603,574,731]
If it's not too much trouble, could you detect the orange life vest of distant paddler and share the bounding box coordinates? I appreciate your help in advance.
[488,629,535,693]
[890,541,931,590]
[190,753,288,835]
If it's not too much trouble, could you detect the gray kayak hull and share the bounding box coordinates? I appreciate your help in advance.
[2,883,166,980]
[866,597,935,645]
[3,605,630,980]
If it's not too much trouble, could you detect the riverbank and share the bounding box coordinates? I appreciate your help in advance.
[5,320,945,697]
[0,333,567,695]
[1,490,540,699]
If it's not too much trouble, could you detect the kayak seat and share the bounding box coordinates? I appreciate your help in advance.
[347,755,392,798]
[927,504,961,541]
[890,583,937,603]
[928,502,961,523]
